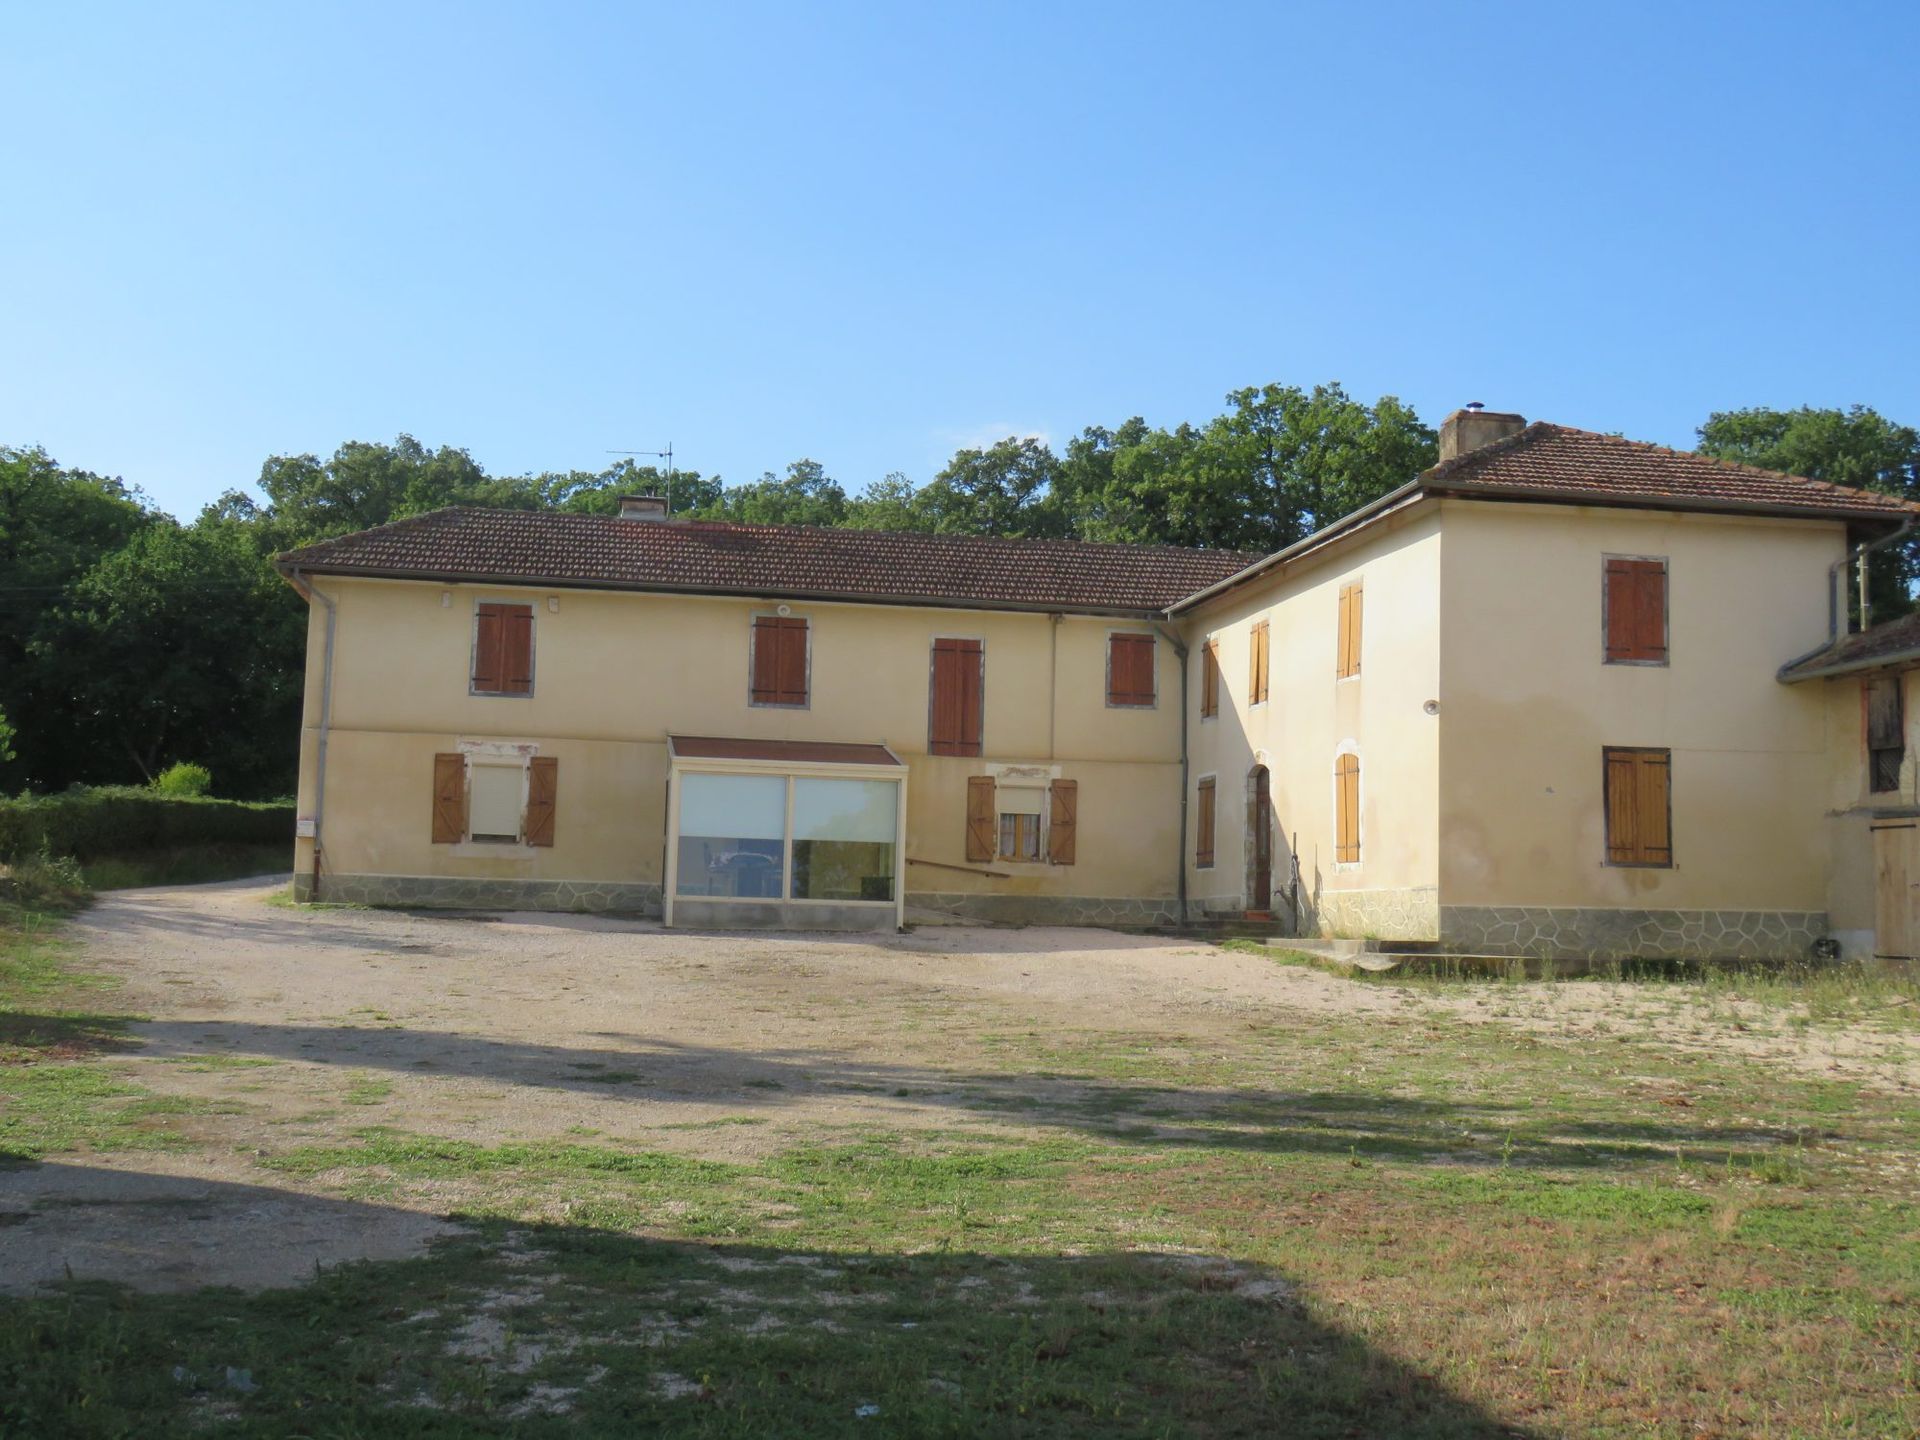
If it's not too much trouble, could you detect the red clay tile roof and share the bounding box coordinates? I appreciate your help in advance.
[1424,422,1920,522]
[669,735,904,766]
[275,507,1259,614]
[1779,610,1920,682]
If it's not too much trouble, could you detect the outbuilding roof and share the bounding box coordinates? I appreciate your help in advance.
[1779,610,1920,682]
[668,735,905,767]
[275,506,1258,615]
[1423,422,1919,522]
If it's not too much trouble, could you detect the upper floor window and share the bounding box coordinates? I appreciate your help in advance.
[1604,557,1668,665]
[1107,632,1156,708]
[750,614,810,707]
[471,602,534,696]
[1200,640,1220,720]
[1249,620,1270,705]
[1336,581,1363,679]
[930,638,984,756]
[1868,674,1905,794]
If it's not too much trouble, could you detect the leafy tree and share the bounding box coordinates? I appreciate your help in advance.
[534,461,723,518]
[1698,405,1920,623]
[709,460,849,527]
[917,437,1069,538]
[843,473,925,532]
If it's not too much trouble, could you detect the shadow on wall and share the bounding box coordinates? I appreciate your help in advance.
[0,1158,1537,1437]
[107,1019,1811,1169]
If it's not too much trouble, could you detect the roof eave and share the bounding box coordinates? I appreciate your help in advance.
[1164,482,1430,616]
[1426,478,1915,528]
[268,559,1182,619]
[1780,646,1920,684]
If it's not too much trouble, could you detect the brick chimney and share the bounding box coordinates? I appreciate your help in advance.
[617,494,670,521]
[1438,403,1526,462]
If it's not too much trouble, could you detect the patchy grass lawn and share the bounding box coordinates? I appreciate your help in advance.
[1,905,1916,1438]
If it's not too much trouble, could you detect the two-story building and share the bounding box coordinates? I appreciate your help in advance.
[276,408,1918,959]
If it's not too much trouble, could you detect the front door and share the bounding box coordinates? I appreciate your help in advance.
[1871,818,1920,959]
[1249,766,1273,913]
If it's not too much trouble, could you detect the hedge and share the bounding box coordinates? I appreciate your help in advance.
[0,787,294,862]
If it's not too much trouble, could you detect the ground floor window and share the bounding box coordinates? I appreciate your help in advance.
[996,783,1046,862]
[675,770,899,903]
[676,773,786,897]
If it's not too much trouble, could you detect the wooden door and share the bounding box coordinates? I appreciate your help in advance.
[1249,766,1273,913]
[1871,819,1920,959]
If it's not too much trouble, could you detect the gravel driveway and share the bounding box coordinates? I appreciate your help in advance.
[5,877,1913,1293]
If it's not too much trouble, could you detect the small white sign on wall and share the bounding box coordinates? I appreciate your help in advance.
[294,817,317,838]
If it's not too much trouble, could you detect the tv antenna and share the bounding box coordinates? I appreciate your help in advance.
[606,443,675,496]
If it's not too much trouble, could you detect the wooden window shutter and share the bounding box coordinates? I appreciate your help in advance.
[930,639,984,756]
[1868,675,1905,793]
[524,756,558,847]
[1048,779,1078,865]
[432,753,466,843]
[472,606,504,692]
[1108,634,1155,707]
[502,606,534,694]
[1605,559,1667,663]
[1200,642,1219,719]
[1337,582,1363,678]
[1604,747,1672,866]
[965,775,996,862]
[1195,778,1216,868]
[752,616,809,706]
[1249,620,1270,704]
[1335,753,1360,863]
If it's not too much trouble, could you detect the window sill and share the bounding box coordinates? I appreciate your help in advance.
[1602,659,1670,669]
[469,689,534,699]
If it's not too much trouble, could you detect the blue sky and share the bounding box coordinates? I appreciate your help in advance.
[4,2,1917,520]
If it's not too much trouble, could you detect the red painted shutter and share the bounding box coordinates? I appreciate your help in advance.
[777,619,808,705]
[1606,560,1667,662]
[473,605,505,692]
[524,756,558,847]
[1109,634,1154,706]
[432,753,466,843]
[1636,564,1667,661]
[965,775,995,862]
[930,639,983,757]
[1048,779,1077,865]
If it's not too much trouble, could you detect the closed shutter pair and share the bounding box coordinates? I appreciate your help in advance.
[965,776,1076,865]
[473,604,534,694]
[431,753,558,845]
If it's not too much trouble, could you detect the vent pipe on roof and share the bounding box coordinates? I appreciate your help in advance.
[617,494,670,521]
[1438,406,1526,462]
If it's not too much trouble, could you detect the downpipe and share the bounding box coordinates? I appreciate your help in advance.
[281,568,337,900]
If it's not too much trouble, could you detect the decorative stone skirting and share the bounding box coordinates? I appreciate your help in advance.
[298,873,662,915]
[1439,905,1827,961]
[910,892,1181,927]
[1311,887,1439,942]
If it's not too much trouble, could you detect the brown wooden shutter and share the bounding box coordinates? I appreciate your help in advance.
[1249,620,1270,704]
[524,755,558,847]
[752,616,809,706]
[472,605,505,692]
[1605,559,1667,663]
[1195,778,1215,868]
[1200,641,1219,719]
[1335,753,1360,863]
[502,605,534,694]
[1337,582,1363,678]
[930,639,984,756]
[1868,675,1906,793]
[1048,779,1077,865]
[1604,747,1672,865]
[965,775,996,862]
[432,752,466,843]
[1108,634,1155,706]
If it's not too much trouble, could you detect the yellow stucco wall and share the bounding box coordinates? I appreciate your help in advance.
[293,577,1184,905]
[1435,499,1841,914]
[1177,503,1444,936]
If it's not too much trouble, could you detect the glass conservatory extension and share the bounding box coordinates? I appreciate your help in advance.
[664,736,908,931]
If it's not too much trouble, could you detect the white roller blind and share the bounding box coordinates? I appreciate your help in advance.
[998,784,1045,816]
[469,763,524,840]
[792,778,897,842]
[679,773,786,840]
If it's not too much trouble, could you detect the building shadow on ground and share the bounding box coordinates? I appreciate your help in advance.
[0,1158,1537,1438]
